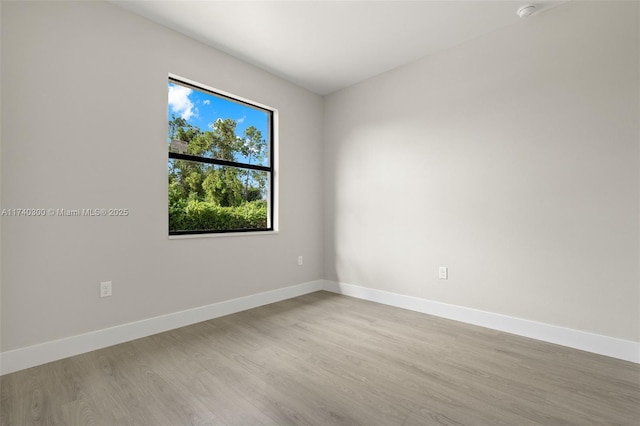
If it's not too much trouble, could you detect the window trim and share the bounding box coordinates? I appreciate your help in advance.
[168,75,277,236]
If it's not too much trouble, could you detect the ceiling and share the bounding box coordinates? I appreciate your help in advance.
[113,1,566,95]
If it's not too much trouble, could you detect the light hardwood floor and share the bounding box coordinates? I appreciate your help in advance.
[1,291,639,425]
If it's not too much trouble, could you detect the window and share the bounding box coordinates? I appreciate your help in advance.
[168,76,275,235]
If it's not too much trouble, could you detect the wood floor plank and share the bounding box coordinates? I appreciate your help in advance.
[2,291,639,425]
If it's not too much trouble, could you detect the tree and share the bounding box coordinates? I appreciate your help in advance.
[168,115,186,139]
[168,115,269,231]
[240,126,267,201]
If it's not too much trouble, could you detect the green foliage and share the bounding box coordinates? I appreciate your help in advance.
[168,115,269,232]
[169,199,268,232]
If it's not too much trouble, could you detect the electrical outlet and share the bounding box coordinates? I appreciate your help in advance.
[298,255,303,266]
[100,281,112,298]
[438,267,448,280]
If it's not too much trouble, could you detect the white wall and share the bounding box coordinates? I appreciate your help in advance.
[0,0,3,355]
[324,1,640,342]
[1,1,324,351]
[1,0,638,363]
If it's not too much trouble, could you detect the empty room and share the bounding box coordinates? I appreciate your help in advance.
[1,0,639,425]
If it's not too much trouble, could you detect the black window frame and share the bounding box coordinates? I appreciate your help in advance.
[168,76,275,236]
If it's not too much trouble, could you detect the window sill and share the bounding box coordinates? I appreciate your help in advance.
[169,230,279,240]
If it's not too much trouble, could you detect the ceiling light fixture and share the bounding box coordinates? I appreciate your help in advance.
[517,4,537,19]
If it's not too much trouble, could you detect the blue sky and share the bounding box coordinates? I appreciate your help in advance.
[168,81,269,149]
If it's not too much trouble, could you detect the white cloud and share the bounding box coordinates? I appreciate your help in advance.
[202,99,211,105]
[236,115,246,124]
[168,84,195,120]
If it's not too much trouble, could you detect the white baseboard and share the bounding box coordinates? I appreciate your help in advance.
[0,280,324,375]
[2,278,637,375]
[322,280,640,364]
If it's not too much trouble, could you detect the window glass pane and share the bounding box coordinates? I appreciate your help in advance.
[169,159,270,233]
[168,81,270,167]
